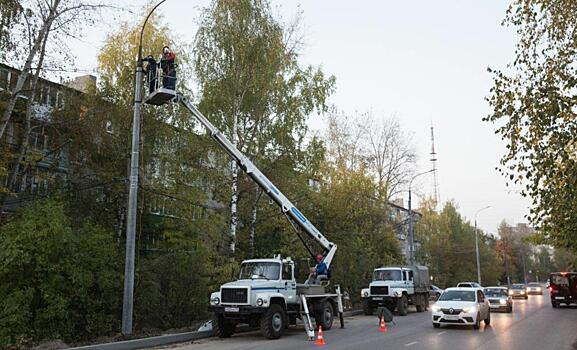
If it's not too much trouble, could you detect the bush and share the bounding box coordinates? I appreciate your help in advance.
[0,200,122,346]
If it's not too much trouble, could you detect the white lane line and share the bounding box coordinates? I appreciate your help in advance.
[437,331,447,335]
[404,341,418,347]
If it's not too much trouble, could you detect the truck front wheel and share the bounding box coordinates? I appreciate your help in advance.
[363,299,374,315]
[316,300,334,330]
[260,304,285,339]
[212,313,236,338]
[397,295,408,316]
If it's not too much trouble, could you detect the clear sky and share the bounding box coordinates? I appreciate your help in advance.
[70,0,531,234]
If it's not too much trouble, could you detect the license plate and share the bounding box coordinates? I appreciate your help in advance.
[224,307,239,313]
[555,297,565,300]
[444,315,459,320]
[373,297,383,301]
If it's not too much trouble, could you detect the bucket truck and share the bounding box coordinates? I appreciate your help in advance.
[144,69,343,340]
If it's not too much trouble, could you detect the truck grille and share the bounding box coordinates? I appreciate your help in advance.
[221,288,248,304]
[370,286,389,295]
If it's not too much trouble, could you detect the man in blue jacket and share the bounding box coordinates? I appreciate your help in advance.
[306,254,328,285]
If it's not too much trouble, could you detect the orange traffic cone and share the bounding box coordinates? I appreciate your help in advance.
[315,325,326,345]
[379,316,387,333]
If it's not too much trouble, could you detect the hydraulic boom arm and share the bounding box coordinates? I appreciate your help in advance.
[177,94,337,268]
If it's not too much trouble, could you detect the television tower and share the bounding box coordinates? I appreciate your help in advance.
[430,123,440,209]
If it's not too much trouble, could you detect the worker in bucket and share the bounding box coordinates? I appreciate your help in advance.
[160,46,176,90]
[143,55,157,94]
[306,254,328,284]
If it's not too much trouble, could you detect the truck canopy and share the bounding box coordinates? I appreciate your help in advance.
[411,265,430,292]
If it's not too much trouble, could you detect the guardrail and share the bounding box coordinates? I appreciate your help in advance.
[67,309,363,350]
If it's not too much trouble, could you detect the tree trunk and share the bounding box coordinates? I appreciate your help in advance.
[229,112,238,254]
[6,27,50,193]
[249,187,262,258]
[0,0,60,142]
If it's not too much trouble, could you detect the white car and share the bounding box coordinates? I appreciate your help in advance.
[431,287,491,329]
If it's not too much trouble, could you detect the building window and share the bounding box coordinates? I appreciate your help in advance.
[9,71,18,91]
[28,130,48,151]
[42,86,50,105]
[56,92,64,109]
[308,178,321,192]
[105,121,114,134]
[0,69,9,90]
[49,88,57,107]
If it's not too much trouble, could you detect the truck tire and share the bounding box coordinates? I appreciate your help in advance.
[397,295,408,316]
[315,300,334,330]
[212,313,236,338]
[416,294,425,312]
[260,304,285,339]
[363,299,373,315]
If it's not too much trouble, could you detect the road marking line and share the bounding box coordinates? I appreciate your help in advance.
[404,341,418,347]
[437,331,446,335]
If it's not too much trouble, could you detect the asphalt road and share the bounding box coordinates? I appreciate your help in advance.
[158,294,577,350]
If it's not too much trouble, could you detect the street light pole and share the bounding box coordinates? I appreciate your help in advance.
[474,205,491,286]
[122,0,167,335]
[407,169,435,265]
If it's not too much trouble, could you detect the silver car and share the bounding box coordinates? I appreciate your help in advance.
[527,282,543,295]
[484,287,512,313]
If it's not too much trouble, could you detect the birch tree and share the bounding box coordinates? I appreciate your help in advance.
[485,0,577,251]
[0,0,114,142]
[194,0,334,255]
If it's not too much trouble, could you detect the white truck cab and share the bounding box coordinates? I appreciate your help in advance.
[361,265,430,316]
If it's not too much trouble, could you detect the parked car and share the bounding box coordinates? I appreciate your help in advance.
[429,284,444,300]
[527,282,543,295]
[549,272,577,308]
[457,282,482,288]
[484,287,512,313]
[509,284,528,299]
[431,287,491,330]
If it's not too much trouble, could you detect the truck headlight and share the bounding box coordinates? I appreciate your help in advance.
[499,299,507,305]
[211,297,220,305]
[363,291,369,298]
[257,298,264,306]
[394,291,399,297]
[462,306,476,313]
[431,305,440,312]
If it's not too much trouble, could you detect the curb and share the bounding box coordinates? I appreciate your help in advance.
[67,309,363,350]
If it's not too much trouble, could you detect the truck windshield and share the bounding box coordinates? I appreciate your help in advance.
[373,269,402,281]
[439,290,475,302]
[239,262,280,280]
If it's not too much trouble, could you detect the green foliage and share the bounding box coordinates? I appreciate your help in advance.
[485,0,577,251]
[312,164,402,302]
[416,201,503,288]
[0,199,122,345]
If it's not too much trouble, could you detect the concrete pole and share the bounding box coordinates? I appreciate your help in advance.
[474,206,491,286]
[475,219,481,285]
[408,188,413,265]
[121,1,166,335]
[407,169,434,266]
[122,61,143,335]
